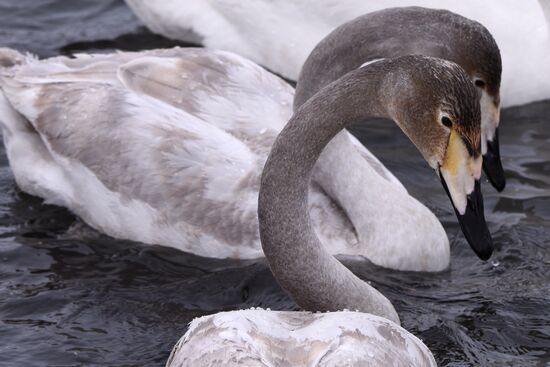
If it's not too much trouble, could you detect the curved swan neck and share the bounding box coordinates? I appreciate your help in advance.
[258,65,400,324]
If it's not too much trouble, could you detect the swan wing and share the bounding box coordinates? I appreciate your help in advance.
[115,49,404,191]
[114,48,294,155]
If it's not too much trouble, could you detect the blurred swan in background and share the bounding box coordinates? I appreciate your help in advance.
[166,55,486,367]
[125,0,550,107]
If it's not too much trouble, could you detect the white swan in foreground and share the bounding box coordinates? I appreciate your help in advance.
[0,8,499,270]
[166,55,487,366]
[125,0,550,107]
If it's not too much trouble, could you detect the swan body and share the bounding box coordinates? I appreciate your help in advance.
[0,47,449,270]
[125,0,550,106]
[167,56,488,365]
[166,310,436,366]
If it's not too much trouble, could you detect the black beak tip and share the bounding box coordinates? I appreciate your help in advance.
[483,158,506,192]
[460,216,494,261]
[440,175,494,261]
[483,128,506,192]
[494,179,506,193]
[458,199,494,261]
[471,237,494,261]
[476,248,493,261]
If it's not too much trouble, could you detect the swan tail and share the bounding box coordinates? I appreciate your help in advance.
[0,49,67,202]
[0,48,39,134]
[0,47,42,149]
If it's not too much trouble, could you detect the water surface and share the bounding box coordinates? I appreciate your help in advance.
[0,1,548,366]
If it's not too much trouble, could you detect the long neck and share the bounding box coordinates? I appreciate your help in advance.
[258,67,400,324]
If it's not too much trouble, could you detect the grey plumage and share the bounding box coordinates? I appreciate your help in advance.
[0,47,364,259]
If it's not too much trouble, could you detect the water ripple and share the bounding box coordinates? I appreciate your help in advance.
[0,1,548,366]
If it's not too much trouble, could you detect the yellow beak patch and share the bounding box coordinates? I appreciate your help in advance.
[442,130,467,177]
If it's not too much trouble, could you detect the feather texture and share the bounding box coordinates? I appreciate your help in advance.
[166,310,436,367]
[125,0,550,106]
[0,47,448,270]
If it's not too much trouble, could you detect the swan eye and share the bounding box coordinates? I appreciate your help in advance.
[474,79,486,88]
[441,116,453,128]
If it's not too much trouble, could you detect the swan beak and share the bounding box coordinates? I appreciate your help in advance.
[480,92,505,192]
[439,175,494,260]
[439,130,493,260]
[482,128,505,192]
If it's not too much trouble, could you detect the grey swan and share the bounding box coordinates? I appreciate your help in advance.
[166,55,488,366]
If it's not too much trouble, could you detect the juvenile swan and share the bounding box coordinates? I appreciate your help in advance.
[166,55,486,366]
[0,47,491,271]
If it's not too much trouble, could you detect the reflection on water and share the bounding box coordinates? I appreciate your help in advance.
[0,1,548,366]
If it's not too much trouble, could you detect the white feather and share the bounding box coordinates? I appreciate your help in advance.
[166,310,436,367]
[125,0,550,107]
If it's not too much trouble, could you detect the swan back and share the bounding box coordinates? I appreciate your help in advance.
[166,310,436,367]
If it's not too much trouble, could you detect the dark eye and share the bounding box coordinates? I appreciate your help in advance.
[441,116,453,128]
[474,79,486,88]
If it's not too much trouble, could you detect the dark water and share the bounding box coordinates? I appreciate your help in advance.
[0,1,548,366]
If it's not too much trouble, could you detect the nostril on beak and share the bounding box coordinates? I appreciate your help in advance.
[467,192,478,211]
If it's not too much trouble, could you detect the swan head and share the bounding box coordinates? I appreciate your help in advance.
[410,10,504,192]
[387,56,493,260]
[417,11,504,192]
[415,9,504,192]
[427,11,505,191]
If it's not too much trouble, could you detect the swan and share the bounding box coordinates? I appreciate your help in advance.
[124,0,550,107]
[0,8,498,270]
[0,47,442,271]
[165,55,486,366]
[0,42,494,271]
[0,23,497,269]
